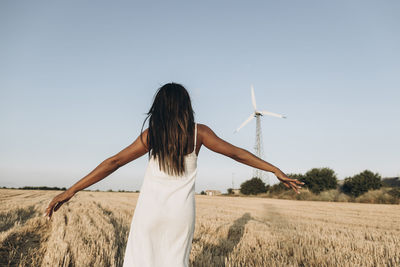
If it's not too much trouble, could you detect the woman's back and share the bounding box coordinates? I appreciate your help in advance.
[122,123,198,267]
[147,122,198,180]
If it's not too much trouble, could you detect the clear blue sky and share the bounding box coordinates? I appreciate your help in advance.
[1,1,399,193]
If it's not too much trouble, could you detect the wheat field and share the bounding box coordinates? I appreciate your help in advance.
[0,189,399,267]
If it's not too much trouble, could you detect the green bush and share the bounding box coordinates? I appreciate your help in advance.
[341,170,382,197]
[300,168,338,194]
[240,177,268,195]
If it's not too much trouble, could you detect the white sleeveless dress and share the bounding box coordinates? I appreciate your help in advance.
[122,123,198,267]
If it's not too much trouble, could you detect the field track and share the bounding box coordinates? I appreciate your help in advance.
[0,189,399,266]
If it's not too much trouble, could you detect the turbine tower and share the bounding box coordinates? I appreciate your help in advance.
[234,85,287,185]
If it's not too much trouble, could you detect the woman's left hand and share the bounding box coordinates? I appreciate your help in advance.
[44,189,76,220]
[274,169,305,194]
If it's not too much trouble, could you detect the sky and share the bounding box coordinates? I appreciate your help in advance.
[1,1,399,194]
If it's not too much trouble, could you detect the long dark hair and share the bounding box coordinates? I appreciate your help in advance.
[140,82,195,176]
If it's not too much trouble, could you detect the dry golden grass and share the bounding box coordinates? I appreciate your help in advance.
[0,189,399,267]
[262,187,400,204]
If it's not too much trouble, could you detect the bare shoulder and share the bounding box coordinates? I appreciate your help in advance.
[197,123,216,142]
[139,128,150,149]
[197,123,213,134]
[196,123,239,157]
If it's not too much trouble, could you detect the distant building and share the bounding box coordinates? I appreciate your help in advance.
[382,177,400,187]
[232,189,240,195]
[205,190,221,196]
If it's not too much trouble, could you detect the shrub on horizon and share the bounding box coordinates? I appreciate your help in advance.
[341,170,382,197]
[300,167,338,194]
[240,177,268,195]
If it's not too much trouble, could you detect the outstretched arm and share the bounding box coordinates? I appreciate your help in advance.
[200,124,304,193]
[44,129,149,219]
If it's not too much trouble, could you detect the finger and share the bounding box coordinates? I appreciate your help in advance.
[48,208,53,219]
[44,207,51,217]
[45,204,54,217]
[54,201,63,212]
[289,178,304,185]
[45,198,59,219]
[289,182,300,194]
[292,182,302,192]
[286,181,299,193]
[290,180,302,188]
[283,182,291,188]
[46,198,58,210]
[48,202,58,218]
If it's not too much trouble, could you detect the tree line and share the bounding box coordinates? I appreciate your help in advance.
[0,186,140,193]
[228,168,400,199]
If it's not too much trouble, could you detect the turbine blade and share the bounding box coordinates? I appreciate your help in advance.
[251,84,257,110]
[261,110,287,119]
[234,113,255,133]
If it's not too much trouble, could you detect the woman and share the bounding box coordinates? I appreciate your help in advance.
[44,82,304,266]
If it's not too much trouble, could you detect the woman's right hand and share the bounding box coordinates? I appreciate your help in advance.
[44,189,76,220]
[274,169,305,194]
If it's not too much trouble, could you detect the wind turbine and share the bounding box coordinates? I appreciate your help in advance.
[234,85,287,185]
